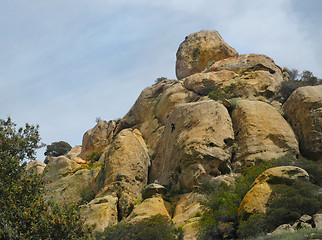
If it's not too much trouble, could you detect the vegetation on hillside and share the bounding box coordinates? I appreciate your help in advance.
[44,140,72,157]
[0,118,93,239]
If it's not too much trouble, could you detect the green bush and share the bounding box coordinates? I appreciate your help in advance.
[80,189,96,205]
[44,141,72,157]
[86,148,103,164]
[95,214,178,240]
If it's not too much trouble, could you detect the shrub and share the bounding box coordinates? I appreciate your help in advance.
[80,189,96,205]
[86,148,104,164]
[44,141,72,157]
[95,214,178,240]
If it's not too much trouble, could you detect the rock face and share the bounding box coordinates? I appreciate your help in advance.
[238,166,309,221]
[125,197,171,223]
[232,100,299,170]
[150,100,234,192]
[283,85,322,161]
[43,156,100,204]
[26,160,46,175]
[142,183,166,200]
[79,120,116,160]
[98,128,150,220]
[176,30,238,80]
[81,195,118,232]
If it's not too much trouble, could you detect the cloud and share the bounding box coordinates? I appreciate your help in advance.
[0,0,321,160]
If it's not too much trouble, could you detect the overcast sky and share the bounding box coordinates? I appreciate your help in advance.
[1,0,321,161]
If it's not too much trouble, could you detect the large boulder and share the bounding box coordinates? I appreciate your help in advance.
[283,85,322,161]
[176,30,238,80]
[43,156,100,204]
[150,100,234,192]
[26,160,46,175]
[98,128,150,220]
[66,145,86,164]
[142,183,166,200]
[125,197,171,223]
[81,195,118,232]
[238,166,309,221]
[172,192,204,226]
[79,120,116,160]
[232,100,299,170]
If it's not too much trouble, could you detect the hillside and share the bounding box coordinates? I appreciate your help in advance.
[28,30,322,239]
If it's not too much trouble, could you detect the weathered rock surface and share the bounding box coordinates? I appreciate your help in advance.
[238,166,309,221]
[98,128,150,219]
[81,195,118,232]
[172,192,204,226]
[150,100,234,192]
[125,197,171,223]
[66,145,86,164]
[79,120,116,160]
[232,100,299,170]
[283,85,322,161]
[313,213,322,229]
[26,160,46,175]
[176,30,238,80]
[142,183,166,200]
[271,224,294,235]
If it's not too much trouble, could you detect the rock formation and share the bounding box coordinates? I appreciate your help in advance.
[283,85,322,161]
[38,30,321,238]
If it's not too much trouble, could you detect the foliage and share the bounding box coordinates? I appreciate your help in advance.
[207,82,246,101]
[237,180,322,239]
[0,117,93,240]
[44,140,72,157]
[155,77,167,84]
[280,69,321,102]
[80,189,96,205]
[95,117,102,123]
[86,148,103,164]
[95,214,178,240]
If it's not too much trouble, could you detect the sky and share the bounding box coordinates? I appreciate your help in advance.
[1,0,321,161]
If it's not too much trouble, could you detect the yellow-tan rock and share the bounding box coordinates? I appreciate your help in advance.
[125,197,171,223]
[79,120,116,160]
[43,157,100,204]
[172,192,204,226]
[26,160,46,175]
[283,85,322,161]
[81,195,118,232]
[176,30,238,80]
[98,128,150,219]
[150,100,234,192]
[238,166,309,221]
[232,100,299,170]
[66,145,86,164]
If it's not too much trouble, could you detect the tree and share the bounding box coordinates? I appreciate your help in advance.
[0,117,93,239]
[44,140,72,157]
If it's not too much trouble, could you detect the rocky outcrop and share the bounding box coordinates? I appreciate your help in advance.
[283,85,322,161]
[79,120,116,160]
[238,166,309,221]
[81,195,118,232]
[232,100,299,170]
[98,128,150,220]
[66,145,86,164]
[26,160,46,175]
[150,100,234,192]
[142,183,166,200]
[176,30,238,80]
[43,156,100,204]
[125,197,171,223]
[172,192,204,226]
[313,213,322,229]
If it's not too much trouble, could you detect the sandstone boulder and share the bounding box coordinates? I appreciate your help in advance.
[150,100,234,192]
[26,160,46,175]
[66,145,86,164]
[238,166,309,221]
[176,30,238,80]
[79,120,116,160]
[142,183,166,200]
[313,213,322,229]
[98,128,150,219]
[172,192,204,226]
[271,224,294,235]
[283,85,322,161]
[125,197,171,223]
[232,100,299,170]
[81,195,118,232]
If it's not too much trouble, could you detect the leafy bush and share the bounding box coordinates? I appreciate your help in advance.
[86,148,104,164]
[0,118,93,240]
[95,214,178,240]
[80,189,96,205]
[44,141,72,157]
